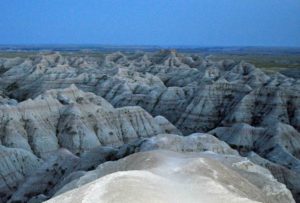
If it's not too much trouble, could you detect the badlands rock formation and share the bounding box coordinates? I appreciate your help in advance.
[0,85,171,202]
[46,150,294,203]
[0,50,299,202]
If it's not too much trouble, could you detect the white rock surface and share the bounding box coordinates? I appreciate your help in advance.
[47,150,295,203]
[138,133,238,155]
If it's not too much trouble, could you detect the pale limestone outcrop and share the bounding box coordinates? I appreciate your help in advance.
[138,133,238,155]
[0,85,173,202]
[0,85,166,158]
[47,150,295,203]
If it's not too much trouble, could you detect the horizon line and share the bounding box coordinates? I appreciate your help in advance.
[0,44,300,49]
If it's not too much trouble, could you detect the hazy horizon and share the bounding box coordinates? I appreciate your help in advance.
[1,44,300,48]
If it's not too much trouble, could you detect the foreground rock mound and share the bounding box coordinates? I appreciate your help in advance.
[46,150,294,203]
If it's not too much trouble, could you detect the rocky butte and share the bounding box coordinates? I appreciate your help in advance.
[0,50,299,203]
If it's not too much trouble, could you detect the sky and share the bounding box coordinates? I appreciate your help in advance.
[0,0,299,47]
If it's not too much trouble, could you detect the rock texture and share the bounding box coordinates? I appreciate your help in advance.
[116,133,239,157]
[0,146,42,201]
[0,85,167,157]
[0,85,175,202]
[209,122,300,201]
[1,51,299,133]
[46,150,294,203]
[0,50,299,202]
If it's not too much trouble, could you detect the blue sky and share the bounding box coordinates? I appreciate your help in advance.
[0,0,299,47]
